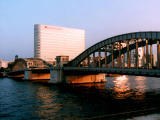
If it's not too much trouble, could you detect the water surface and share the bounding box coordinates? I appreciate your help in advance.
[0,76,160,120]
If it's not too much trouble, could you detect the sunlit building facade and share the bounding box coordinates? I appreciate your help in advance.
[0,60,11,68]
[34,24,85,62]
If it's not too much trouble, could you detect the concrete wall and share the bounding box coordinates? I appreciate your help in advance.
[24,70,50,80]
[31,73,50,80]
[8,74,24,78]
[66,74,106,84]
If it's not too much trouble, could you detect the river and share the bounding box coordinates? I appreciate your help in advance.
[0,76,160,120]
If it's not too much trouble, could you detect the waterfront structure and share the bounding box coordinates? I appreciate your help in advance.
[8,58,49,71]
[55,56,69,67]
[8,58,50,80]
[34,24,85,62]
[8,31,160,84]
[0,60,12,68]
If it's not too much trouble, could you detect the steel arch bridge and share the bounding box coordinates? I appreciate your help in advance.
[66,31,160,71]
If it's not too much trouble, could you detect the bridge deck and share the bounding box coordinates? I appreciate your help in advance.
[63,67,160,77]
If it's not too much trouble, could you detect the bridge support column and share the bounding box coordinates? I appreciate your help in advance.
[146,40,149,69]
[127,41,130,68]
[98,50,101,67]
[105,46,108,67]
[112,44,114,68]
[24,69,32,80]
[93,52,95,67]
[87,56,90,67]
[157,40,160,68]
[49,68,64,83]
[142,46,145,68]
[118,42,122,68]
[123,54,125,68]
[150,42,153,68]
[135,39,139,69]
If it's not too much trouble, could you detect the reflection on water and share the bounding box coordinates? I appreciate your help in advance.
[106,75,148,100]
[134,76,146,100]
[113,75,131,99]
[72,82,106,90]
[35,86,62,119]
[1,77,160,120]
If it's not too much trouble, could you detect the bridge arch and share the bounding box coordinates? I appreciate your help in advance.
[67,31,160,68]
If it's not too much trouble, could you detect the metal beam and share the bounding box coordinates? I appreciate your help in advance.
[146,40,149,69]
[98,50,101,67]
[157,40,160,69]
[142,46,145,68]
[127,40,130,68]
[135,39,139,69]
[67,32,160,67]
[112,44,114,68]
[87,56,90,67]
[123,54,125,68]
[105,46,108,67]
[118,42,122,68]
[93,52,95,67]
[150,42,153,68]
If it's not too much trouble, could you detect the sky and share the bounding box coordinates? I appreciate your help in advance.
[1,0,160,61]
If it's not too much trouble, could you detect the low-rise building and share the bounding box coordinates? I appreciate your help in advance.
[0,60,12,68]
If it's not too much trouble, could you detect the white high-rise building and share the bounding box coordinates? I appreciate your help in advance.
[34,24,85,62]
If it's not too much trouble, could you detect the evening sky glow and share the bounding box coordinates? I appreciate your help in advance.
[1,0,160,60]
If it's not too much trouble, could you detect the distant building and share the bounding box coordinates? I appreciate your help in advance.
[55,56,69,67]
[34,24,85,62]
[0,60,12,68]
[8,58,49,71]
[138,47,144,67]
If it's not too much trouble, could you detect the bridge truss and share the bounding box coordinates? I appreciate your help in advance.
[67,32,160,70]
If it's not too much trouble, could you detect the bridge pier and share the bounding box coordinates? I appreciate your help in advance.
[49,68,64,84]
[24,69,50,80]
[49,68,107,84]
[24,69,32,80]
